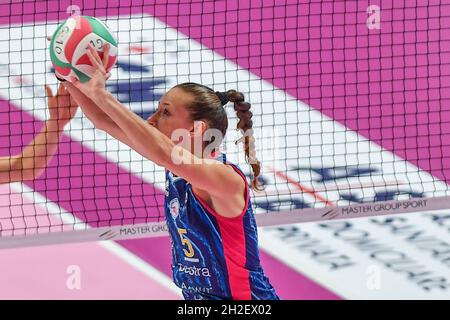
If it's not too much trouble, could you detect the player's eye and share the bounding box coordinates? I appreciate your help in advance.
[163,108,170,116]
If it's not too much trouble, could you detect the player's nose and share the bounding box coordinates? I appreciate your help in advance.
[147,113,158,128]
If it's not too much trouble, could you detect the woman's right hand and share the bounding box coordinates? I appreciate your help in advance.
[48,34,112,112]
[47,35,111,84]
[68,44,111,103]
[63,81,95,109]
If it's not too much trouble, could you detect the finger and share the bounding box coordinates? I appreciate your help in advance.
[64,81,84,97]
[106,73,111,80]
[102,43,110,69]
[88,51,106,75]
[69,96,79,108]
[88,44,103,66]
[45,85,53,98]
[86,48,99,67]
[63,82,85,102]
[62,81,73,90]
[69,76,81,88]
[87,49,106,73]
[93,69,107,80]
[57,82,67,96]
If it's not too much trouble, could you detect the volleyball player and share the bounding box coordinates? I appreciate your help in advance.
[63,44,278,300]
[0,84,78,184]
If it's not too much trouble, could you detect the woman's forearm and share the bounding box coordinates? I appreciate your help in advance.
[64,83,136,148]
[78,96,119,133]
[64,83,111,129]
[0,119,64,183]
[80,100,137,149]
[93,89,175,166]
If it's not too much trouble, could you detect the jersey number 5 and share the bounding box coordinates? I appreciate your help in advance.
[177,228,195,258]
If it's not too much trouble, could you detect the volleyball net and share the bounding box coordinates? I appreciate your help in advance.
[1,0,450,248]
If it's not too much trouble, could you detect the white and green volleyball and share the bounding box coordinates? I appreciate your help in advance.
[50,16,118,83]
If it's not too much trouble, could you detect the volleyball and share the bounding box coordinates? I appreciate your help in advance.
[49,15,118,83]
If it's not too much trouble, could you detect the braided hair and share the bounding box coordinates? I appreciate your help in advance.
[174,82,262,190]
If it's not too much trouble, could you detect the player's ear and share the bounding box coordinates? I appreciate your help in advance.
[190,121,207,137]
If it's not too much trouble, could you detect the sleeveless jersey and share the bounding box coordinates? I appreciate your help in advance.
[164,153,279,300]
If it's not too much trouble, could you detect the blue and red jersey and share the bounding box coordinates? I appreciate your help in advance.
[164,153,278,300]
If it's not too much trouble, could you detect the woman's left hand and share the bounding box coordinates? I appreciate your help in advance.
[46,83,79,128]
[69,43,111,103]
